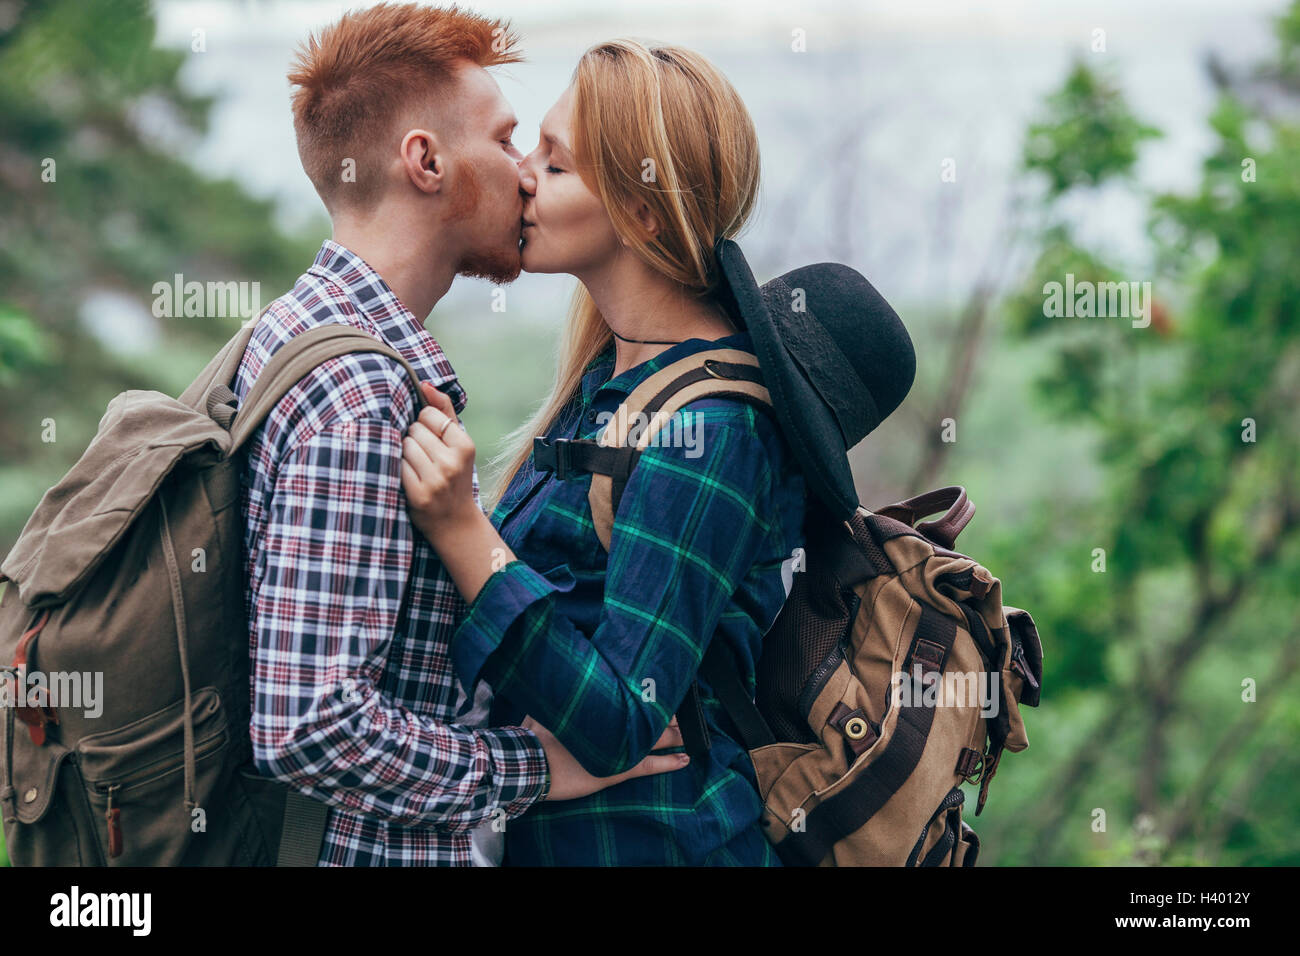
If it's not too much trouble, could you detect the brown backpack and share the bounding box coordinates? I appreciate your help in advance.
[0,316,427,866]
[533,346,1044,866]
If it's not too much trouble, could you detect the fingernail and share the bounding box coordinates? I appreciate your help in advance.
[678,754,690,764]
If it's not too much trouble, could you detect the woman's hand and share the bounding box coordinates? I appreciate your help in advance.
[401,381,479,542]
[401,381,519,604]
[523,715,690,801]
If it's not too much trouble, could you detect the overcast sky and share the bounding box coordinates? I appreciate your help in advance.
[148,0,1289,322]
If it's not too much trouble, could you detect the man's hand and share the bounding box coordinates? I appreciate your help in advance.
[524,715,690,802]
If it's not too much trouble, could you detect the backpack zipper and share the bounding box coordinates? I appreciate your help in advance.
[906,786,965,866]
[88,727,228,796]
[796,592,861,720]
[1011,640,1039,690]
[87,727,228,860]
[104,784,122,859]
[67,752,108,866]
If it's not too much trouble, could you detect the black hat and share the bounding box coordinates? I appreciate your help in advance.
[713,238,916,520]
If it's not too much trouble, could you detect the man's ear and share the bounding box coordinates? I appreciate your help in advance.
[401,128,444,195]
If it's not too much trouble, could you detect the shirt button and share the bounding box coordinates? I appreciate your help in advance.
[585,410,598,423]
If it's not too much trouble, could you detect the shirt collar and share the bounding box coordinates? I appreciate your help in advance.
[579,330,754,405]
[306,239,469,413]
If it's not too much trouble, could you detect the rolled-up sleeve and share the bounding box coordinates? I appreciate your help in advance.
[452,405,779,778]
[252,413,548,830]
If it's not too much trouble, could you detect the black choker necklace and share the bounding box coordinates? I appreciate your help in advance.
[610,328,683,346]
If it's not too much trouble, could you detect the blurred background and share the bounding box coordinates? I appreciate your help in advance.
[2,0,1298,865]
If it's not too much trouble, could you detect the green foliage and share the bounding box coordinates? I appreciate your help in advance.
[0,0,323,553]
[0,303,50,386]
[1022,59,1162,196]
[1273,0,1300,83]
[976,6,1300,864]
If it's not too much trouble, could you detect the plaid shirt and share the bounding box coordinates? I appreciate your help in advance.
[232,239,549,867]
[453,332,807,865]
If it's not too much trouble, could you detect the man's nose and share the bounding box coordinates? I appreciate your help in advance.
[518,157,537,196]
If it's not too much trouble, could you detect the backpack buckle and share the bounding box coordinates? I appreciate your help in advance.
[955,747,985,783]
[9,610,57,746]
[533,437,575,481]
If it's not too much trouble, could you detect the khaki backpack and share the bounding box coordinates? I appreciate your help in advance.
[0,315,427,866]
[532,347,1044,866]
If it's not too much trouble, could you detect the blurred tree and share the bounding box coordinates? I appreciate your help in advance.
[979,5,1300,864]
[1022,60,1162,194]
[0,0,321,550]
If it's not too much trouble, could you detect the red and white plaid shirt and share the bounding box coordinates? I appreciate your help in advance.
[232,239,548,866]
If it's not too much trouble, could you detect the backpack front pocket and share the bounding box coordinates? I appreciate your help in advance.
[1,731,106,866]
[77,686,230,865]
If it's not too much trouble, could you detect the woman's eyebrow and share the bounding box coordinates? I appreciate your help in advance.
[542,130,573,156]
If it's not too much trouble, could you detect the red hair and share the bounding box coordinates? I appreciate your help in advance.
[287,2,522,212]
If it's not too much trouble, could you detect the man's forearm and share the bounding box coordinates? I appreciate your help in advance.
[250,669,549,829]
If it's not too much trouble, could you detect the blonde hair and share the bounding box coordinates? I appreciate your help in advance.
[491,39,760,502]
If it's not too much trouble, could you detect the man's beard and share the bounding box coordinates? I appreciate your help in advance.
[445,161,522,285]
[458,246,521,284]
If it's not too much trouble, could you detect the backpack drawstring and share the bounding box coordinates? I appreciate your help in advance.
[157,496,197,816]
[1,675,16,825]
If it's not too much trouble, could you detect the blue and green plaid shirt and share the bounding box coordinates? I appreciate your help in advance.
[452,331,806,865]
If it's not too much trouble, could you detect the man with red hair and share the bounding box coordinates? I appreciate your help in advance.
[231,3,680,866]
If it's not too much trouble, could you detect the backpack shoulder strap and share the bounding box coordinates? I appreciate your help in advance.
[532,348,773,552]
[533,347,773,763]
[179,307,271,410]
[227,323,427,452]
[590,347,772,551]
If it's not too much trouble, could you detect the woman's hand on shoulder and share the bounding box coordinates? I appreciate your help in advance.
[401,381,480,542]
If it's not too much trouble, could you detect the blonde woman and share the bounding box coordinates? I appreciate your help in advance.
[401,40,805,865]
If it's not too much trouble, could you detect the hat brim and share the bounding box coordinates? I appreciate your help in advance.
[716,239,861,519]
